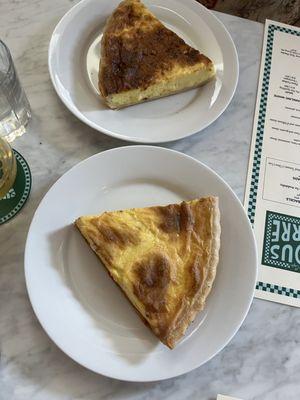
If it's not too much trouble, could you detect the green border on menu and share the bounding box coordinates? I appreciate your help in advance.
[247,23,300,298]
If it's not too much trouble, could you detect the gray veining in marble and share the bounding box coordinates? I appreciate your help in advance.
[1,1,299,399]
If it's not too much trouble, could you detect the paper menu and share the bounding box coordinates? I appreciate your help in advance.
[244,20,300,306]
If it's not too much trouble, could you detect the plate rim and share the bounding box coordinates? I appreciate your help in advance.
[48,0,239,144]
[24,145,257,382]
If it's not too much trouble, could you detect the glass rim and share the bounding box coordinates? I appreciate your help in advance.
[0,40,14,86]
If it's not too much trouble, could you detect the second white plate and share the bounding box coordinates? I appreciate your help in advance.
[48,0,238,143]
[25,146,257,381]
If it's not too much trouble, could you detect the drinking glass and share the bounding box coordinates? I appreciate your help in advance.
[0,41,31,199]
[0,40,31,142]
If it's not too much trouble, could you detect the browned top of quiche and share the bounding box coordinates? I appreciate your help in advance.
[99,0,214,97]
[75,197,220,348]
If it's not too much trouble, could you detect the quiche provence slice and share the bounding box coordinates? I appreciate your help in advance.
[75,197,220,348]
[99,0,216,109]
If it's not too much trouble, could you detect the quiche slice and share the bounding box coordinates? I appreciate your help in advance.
[99,0,216,109]
[75,197,220,348]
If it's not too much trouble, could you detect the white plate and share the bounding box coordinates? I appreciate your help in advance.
[25,146,257,381]
[48,0,238,143]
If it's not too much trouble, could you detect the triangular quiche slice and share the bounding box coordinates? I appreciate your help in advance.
[75,197,221,348]
[99,0,216,109]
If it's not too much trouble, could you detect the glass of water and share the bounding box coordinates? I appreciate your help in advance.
[0,40,31,142]
[0,41,31,200]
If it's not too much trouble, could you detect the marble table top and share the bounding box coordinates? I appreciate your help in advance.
[1,1,299,399]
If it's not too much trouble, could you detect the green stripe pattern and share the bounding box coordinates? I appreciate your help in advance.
[248,23,300,296]
[256,281,300,299]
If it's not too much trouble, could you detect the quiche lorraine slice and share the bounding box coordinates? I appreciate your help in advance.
[75,197,221,348]
[99,0,216,109]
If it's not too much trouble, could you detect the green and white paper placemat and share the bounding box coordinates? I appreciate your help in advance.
[217,395,242,400]
[0,149,31,225]
[244,20,300,306]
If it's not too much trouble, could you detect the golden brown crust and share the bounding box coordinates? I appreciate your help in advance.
[75,197,221,349]
[133,253,171,313]
[158,201,195,233]
[99,0,213,97]
[95,220,140,248]
[161,197,221,348]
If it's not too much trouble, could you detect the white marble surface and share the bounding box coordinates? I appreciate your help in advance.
[1,1,299,399]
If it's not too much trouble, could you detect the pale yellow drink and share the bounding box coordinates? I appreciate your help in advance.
[0,137,17,199]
